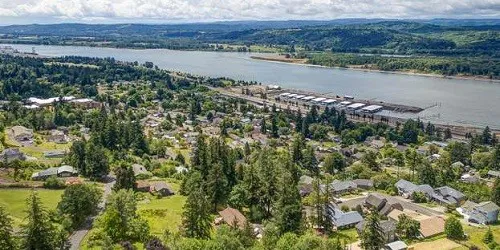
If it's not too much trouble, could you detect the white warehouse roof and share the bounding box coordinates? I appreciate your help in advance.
[294,95,306,99]
[312,97,327,102]
[347,103,366,109]
[361,105,383,112]
[322,99,337,104]
[339,101,352,106]
[279,92,291,96]
[302,96,316,100]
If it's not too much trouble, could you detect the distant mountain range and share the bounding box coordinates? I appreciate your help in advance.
[0,19,498,57]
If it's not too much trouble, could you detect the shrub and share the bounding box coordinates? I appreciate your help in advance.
[43,176,66,189]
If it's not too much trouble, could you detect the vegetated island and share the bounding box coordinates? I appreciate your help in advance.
[250,53,500,81]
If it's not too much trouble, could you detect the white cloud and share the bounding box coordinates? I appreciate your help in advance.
[0,0,499,23]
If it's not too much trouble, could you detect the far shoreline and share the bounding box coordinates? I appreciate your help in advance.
[250,55,500,83]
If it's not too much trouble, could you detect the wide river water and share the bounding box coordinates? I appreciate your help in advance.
[5,44,500,129]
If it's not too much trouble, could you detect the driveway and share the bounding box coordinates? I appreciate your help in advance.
[69,176,115,250]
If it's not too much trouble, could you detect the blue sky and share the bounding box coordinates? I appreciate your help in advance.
[0,0,499,25]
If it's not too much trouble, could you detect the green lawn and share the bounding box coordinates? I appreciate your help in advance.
[333,228,359,243]
[0,188,64,227]
[460,224,500,249]
[138,194,187,236]
[5,131,71,165]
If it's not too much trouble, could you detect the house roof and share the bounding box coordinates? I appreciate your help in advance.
[385,240,408,250]
[330,180,357,192]
[416,184,435,197]
[353,179,374,187]
[150,182,173,192]
[0,148,24,157]
[488,170,500,178]
[218,207,247,229]
[365,194,387,208]
[434,186,465,201]
[58,165,77,174]
[395,179,418,193]
[328,205,363,227]
[11,125,33,137]
[132,164,150,176]
[300,175,314,185]
[356,220,396,234]
[477,201,500,213]
[419,217,445,238]
[387,209,429,222]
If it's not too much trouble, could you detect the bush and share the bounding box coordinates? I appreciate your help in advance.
[411,191,427,203]
[445,217,464,240]
[43,176,66,189]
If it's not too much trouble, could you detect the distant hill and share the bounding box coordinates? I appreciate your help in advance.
[0,19,498,57]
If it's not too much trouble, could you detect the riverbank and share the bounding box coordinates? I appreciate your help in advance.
[251,55,500,83]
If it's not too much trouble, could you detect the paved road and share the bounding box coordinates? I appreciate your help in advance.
[69,177,115,250]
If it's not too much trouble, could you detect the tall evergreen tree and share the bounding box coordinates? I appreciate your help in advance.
[257,149,277,218]
[192,134,209,179]
[22,191,58,250]
[206,163,228,211]
[181,188,212,239]
[84,141,109,179]
[0,206,15,250]
[360,212,384,250]
[274,171,302,235]
[114,163,136,191]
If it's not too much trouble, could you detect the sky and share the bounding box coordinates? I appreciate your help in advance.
[0,0,499,25]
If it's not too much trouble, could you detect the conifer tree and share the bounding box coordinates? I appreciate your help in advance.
[360,212,384,250]
[181,188,212,239]
[0,206,15,250]
[22,191,58,250]
[274,171,302,234]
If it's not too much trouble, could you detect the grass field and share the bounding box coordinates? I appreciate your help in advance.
[458,224,500,249]
[0,188,63,227]
[137,180,186,236]
[5,131,71,165]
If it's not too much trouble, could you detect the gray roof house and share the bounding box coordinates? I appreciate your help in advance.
[0,148,26,163]
[32,165,77,180]
[385,241,408,250]
[330,180,357,195]
[132,164,151,177]
[459,201,500,225]
[326,203,363,228]
[357,220,397,243]
[353,179,374,190]
[433,186,466,205]
[365,194,387,211]
[488,170,500,179]
[395,179,418,197]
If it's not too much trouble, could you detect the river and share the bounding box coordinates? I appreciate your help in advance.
[4,44,500,129]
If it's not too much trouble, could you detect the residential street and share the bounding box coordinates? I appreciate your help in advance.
[69,177,115,250]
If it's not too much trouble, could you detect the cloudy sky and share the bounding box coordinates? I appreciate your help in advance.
[0,0,499,25]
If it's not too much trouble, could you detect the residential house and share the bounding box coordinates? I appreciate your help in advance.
[330,180,357,195]
[395,179,418,197]
[384,241,408,250]
[44,150,66,158]
[458,201,500,225]
[364,194,403,216]
[433,186,466,205]
[418,216,445,238]
[488,170,500,179]
[394,179,435,199]
[217,207,247,229]
[136,181,151,192]
[326,203,363,229]
[10,126,33,142]
[356,220,397,243]
[32,165,78,180]
[132,164,151,177]
[0,148,26,163]
[47,130,68,144]
[299,175,314,197]
[369,139,385,149]
[149,182,175,197]
[353,179,373,190]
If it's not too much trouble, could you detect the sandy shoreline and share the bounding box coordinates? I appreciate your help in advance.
[250,55,500,83]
